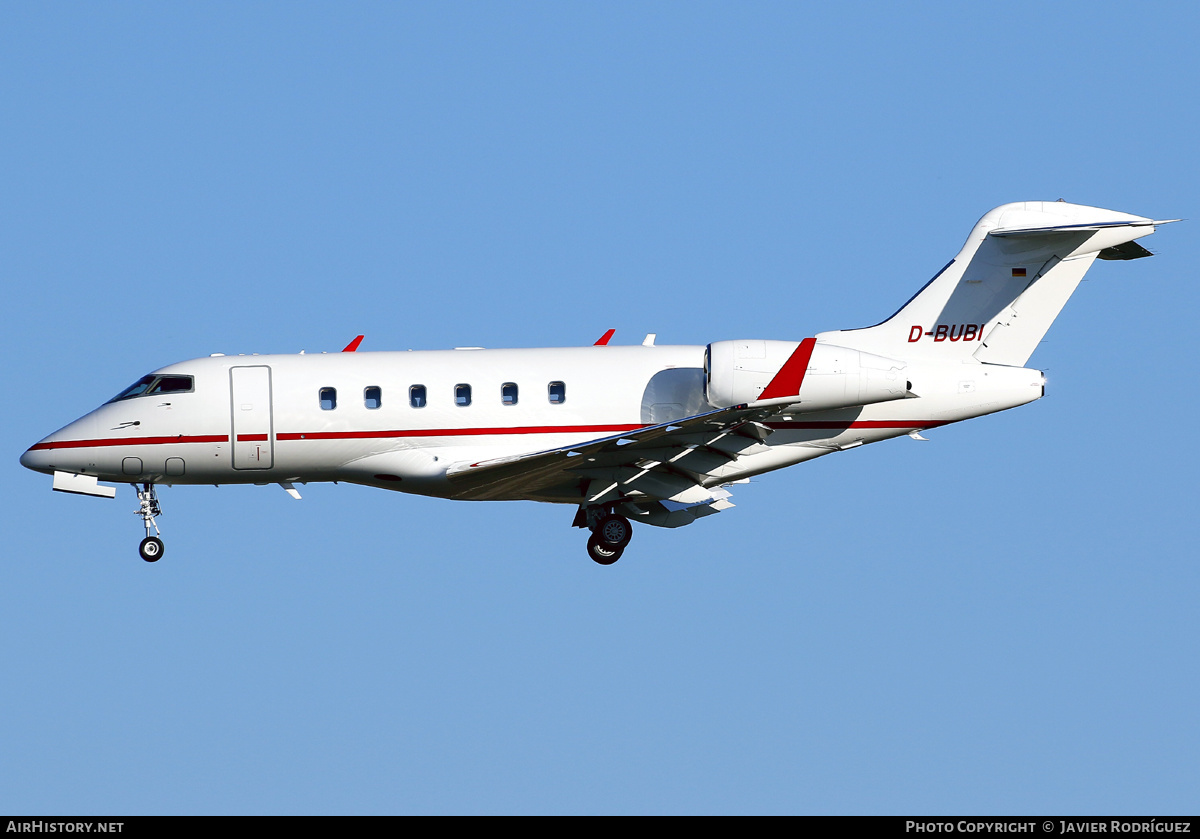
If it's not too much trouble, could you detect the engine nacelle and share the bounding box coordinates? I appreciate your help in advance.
[705,339,908,411]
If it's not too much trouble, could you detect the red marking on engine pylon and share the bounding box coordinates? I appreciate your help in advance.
[759,338,817,400]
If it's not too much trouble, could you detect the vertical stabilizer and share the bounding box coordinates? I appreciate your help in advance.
[819,201,1165,366]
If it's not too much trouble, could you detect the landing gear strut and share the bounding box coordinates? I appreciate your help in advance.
[135,483,164,562]
[582,510,633,565]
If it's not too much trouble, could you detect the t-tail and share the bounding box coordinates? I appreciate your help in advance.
[818,201,1176,366]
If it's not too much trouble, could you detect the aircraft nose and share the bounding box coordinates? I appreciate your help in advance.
[20,443,52,474]
[22,413,98,475]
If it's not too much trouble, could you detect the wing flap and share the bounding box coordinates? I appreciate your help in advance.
[445,404,776,502]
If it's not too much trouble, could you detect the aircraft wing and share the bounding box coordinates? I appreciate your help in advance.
[445,404,779,525]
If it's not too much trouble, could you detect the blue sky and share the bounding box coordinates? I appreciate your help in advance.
[2,2,1196,814]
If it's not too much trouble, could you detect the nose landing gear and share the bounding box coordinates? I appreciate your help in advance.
[135,483,164,562]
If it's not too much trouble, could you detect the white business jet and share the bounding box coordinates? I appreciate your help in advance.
[20,201,1173,564]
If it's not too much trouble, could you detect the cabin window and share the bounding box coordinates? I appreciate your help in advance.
[364,386,382,409]
[548,381,565,404]
[410,385,427,408]
[502,382,518,406]
[455,384,472,407]
[148,375,194,395]
[319,387,337,410]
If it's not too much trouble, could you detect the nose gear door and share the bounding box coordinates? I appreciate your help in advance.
[230,366,274,469]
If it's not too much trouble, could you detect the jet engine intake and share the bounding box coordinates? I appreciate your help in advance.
[705,339,908,411]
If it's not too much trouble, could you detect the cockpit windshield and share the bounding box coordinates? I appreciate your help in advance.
[108,374,194,403]
[108,375,157,403]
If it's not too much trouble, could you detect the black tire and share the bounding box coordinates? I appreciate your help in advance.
[594,513,633,548]
[139,536,164,563]
[587,533,623,565]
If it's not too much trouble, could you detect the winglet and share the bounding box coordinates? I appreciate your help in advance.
[594,329,615,346]
[342,335,364,352]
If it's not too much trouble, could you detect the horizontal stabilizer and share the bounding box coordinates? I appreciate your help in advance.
[989,220,1156,237]
[1098,240,1154,260]
[990,218,1179,238]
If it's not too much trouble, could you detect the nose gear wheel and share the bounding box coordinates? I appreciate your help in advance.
[139,536,164,562]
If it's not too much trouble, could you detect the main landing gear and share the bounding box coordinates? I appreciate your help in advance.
[583,511,633,565]
[135,483,164,562]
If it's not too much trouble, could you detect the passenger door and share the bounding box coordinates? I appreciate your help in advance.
[230,366,274,469]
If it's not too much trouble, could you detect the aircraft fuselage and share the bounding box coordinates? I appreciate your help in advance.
[21,344,1041,502]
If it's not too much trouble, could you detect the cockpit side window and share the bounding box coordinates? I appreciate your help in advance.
[108,375,157,403]
[148,375,194,395]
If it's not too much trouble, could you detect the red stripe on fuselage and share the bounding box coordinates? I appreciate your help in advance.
[29,434,228,451]
[29,424,647,451]
[30,420,944,452]
[759,338,817,401]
